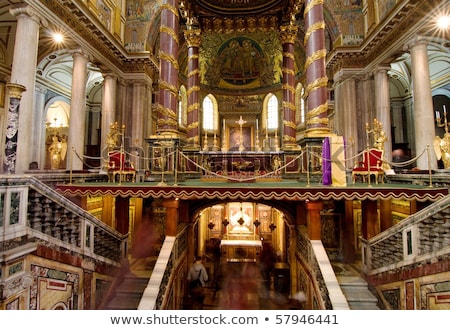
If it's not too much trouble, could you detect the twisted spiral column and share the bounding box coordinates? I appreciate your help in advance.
[304,0,330,136]
[157,0,180,135]
[280,24,299,150]
[184,28,201,149]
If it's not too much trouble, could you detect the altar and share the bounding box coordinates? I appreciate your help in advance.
[201,151,283,181]
[220,240,262,262]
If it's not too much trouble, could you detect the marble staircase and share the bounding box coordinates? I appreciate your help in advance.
[333,263,380,310]
[102,257,155,310]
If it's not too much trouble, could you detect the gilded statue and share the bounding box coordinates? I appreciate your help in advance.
[48,135,67,169]
[434,133,450,169]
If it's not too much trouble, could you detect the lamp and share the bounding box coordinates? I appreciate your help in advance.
[237,203,245,226]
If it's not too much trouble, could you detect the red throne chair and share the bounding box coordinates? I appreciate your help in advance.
[107,150,136,182]
[352,148,384,184]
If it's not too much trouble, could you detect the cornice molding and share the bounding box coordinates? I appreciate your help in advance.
[326,0,437,75]
[30,0,157,75]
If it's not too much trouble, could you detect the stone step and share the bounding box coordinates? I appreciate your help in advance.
[104,271,150,310]
[336,275,379,310]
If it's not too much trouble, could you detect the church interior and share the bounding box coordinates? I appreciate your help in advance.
[0,0,449,310]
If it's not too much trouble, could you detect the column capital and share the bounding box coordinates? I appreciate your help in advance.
[280,24,299,44]
[6,83,26,99]
[70,48,92,62]
[184,28,202,48]
[9,4,48,28]
[403,35,429,52]
[102,72,118,80]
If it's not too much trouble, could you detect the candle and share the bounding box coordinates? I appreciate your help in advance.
[223,119,225,132]
[444,105,447,114]
[436,111,441,119]
[256,119,259,131]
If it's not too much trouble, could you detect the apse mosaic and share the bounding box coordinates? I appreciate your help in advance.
[200,33,283,90]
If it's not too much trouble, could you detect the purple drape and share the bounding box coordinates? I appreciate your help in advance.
[322,137,331,185]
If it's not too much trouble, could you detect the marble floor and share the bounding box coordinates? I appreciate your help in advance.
[201,262,303,310]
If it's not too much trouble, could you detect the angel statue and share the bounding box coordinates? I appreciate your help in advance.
[48,135,67,169]
[434,133,450,169]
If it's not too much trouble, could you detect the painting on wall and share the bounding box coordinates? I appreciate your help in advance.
[228,202,254,235]
[227,126,253,151]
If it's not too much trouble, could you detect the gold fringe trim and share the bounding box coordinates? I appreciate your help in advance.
[306,102,328,118]
[159,79,178,96]
[304,49,326,71]
[304,21,325,46]
[304,0,324,17]
[187,69,200,78]
[160,25,179,45]
[304,76,328,98]
[157,103,177,120]
[160,3,179,18]
[187,122,199,130]
[283,120,297,130]
[283,135,297,143]
[282,101,296,111]
[282,67,295,76]
[187,103,199,113]
[282,52,295,61]
[282,84,296,94]
[188,54,199,61]
[307,117,329,126]
[187,86,200,96]
[159,50,179,70]
[157,118,178,127]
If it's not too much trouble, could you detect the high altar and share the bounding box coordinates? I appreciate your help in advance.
[205,202,277,262]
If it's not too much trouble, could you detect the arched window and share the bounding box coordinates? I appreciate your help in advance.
[264,93,279,131]
[178,85,187,128]
[295,83,305,126]
[202,94,218,132]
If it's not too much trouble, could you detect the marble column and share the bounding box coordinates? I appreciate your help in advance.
[100,73,117,156]
[115,197,130,235]
[280,24,299,150]
[34,86,47,169]
[405,37,437,169]
[68,49,90,171]
[305,200,323,240]
[379,199,392,232]
[8,6,47,173]
[374,65,393,162]
[3,83,26,173]
[304,0,329,137]
[361,200,379,240]
[162,198,179,236]
[334,70,358,168]
[131,78,151,148]
[157,0,179,135]
[184,28,201,149]
[342,200,356,263]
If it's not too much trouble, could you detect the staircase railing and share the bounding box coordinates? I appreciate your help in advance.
[361,194,450,274]
[0,175,127,264]
[296,227,350,309]
[138,224,188,310]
